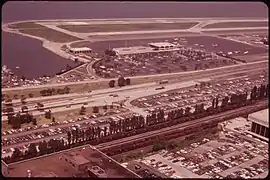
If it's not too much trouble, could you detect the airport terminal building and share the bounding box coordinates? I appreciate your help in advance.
[68,47,92,54]
[112,42,180,56]
[248,109,269,141]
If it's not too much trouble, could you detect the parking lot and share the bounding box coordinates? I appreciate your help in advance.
[93,47,233,78]
[2,108,132,151]
[90,35,267,78]
[136,129,268,179]
[130,73,268,114]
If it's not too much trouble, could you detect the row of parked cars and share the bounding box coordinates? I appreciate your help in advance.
[135,74,267,116]
[2,111,135,148]
[227,159,268,178]
[139,127,268,179]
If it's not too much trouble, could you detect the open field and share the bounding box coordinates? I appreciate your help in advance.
[88,32,200,42]
[202,29,268,35]
[8,22,45,29]
[57,22,199,33]
[18,28,82,43]
[203,21,268,29]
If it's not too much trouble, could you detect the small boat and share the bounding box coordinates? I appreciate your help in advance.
[15,66,20,69]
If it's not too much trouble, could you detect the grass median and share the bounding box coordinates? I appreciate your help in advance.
[58,22,199,33]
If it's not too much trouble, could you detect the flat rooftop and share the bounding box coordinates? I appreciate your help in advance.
[248,109,269,128]
[112,46,180,55]
[148,42,176,48]
[5,145,139,178]
[69,47,92,52]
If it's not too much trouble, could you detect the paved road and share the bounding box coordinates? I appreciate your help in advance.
[2,60,267,92]
[2,63,267,120]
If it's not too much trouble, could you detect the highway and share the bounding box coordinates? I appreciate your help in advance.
[4,64,266,108]
[2,80,198,121]
[2,60,267,92]
[2,64,267,120]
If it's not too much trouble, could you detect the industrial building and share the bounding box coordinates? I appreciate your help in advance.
[3,145,140,178]
[68,47,92,54]
[248,109,269,141]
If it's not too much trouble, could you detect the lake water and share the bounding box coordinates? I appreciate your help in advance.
[1,1,268,78]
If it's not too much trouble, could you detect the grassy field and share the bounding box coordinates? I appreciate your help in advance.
[57,22,199,33]
[202,29,268,35]
[70,40,92,48]
[18,28,82,43]
[8,22,45,29]
[2,105,127,131]
[8,21,82,43]
[203,21,268,29]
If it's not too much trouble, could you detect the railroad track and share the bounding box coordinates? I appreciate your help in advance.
[96,100,268,150]
[2,100,267,151]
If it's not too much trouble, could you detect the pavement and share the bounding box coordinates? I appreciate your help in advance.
[2,59,267,92]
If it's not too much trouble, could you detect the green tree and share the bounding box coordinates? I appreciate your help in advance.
[152,143,165,152]
[45,110,52,119]
[103,105,107,111]
[109,80,116,88]
[32,118,37,125]
[63,86,70,94]
[80,106,86,115]
[13,94,19,99]
[118,76,126,87]
[93,106,99,113]
[125,78,131,85]
[28,143,38,157]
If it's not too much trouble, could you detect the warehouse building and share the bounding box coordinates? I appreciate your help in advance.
[248,109,269,141]
[68,47,92,54]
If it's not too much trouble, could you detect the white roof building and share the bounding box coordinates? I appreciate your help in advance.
[248,109,269,128]
[112,45,180,55]
[112,46,154,55]
[68,47,92,53]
